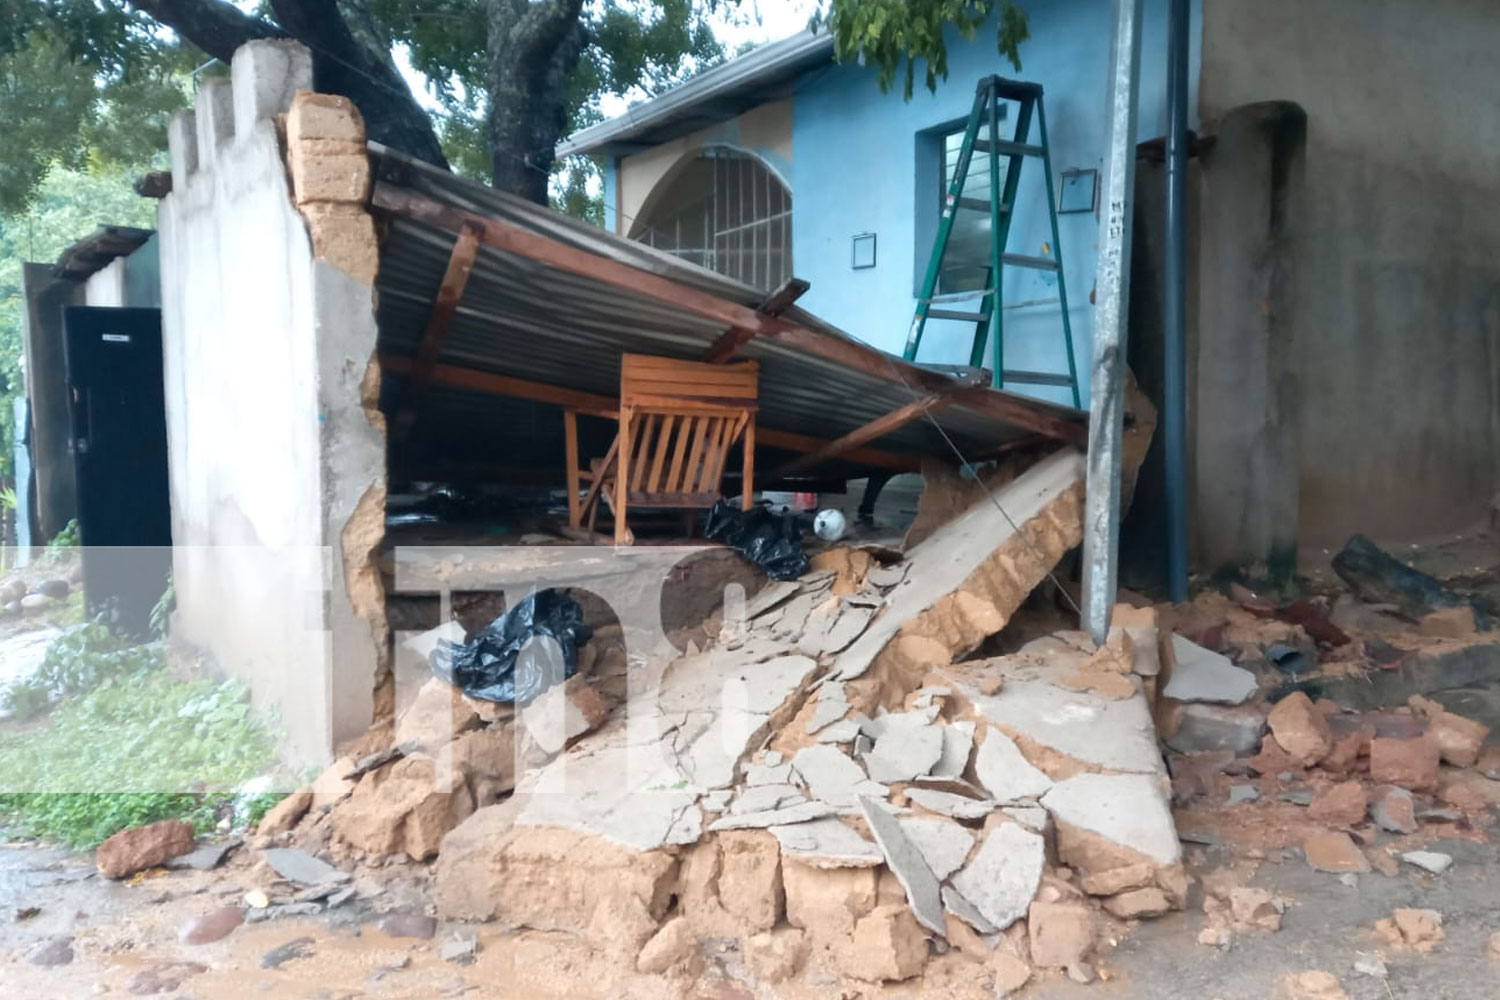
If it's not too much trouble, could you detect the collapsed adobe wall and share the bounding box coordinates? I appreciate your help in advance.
[157,40,386,765]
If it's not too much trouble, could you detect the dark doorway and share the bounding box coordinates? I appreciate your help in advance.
[63,307,172,635]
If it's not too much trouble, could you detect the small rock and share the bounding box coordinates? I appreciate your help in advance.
[378,912,438,939]
[1267,692,1333,767]
[1418,606,1477,638]
[1374,908,1444,952]
[20,593,54,612]
[1278,790,1315,806]
[96,820,196,879]
[1308,781,1367,827]
[1428,710,1489,767]
[1370,786,1418,834]
[991,950,1032,995]
[744,927,807,984]
[263,847,350,886]
[842,905,927,982]
[1080,863,1154,897]
[1281,970,1350,999]
[1067,961,1096,984]
[244,889,270,909]
[1418,806,1464,823]
[37,579,70,599]
[1198,924,1231,948]
[1164,702,1268,757]
[1228,784,1260,805]
[1369,737,1440,792]
[636,916,696,975]
[1353,953,1387,978]
[1102,888,1171,920]
[13,906,40,921]
[1338,874,1359,888]
[166,839,241,872]
[1441,782,1488,813]
[179,906,244,945]
[1303,832,1370,874]
[1028,901,1095,968]
[25,935,74,966]
[1229,887,1282,931]
[257,791,313,837]
[124,961,207,995]
[440,932,479,965]
[1400,851,1453,875]
[259,936,315,969]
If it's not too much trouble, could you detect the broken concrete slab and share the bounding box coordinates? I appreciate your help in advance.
[859,797,945,935]
[1040,773,1180,867]
[816,719,863,744]
[1400,851,1453,875]
[771,815,883,870]
[804,682,850,734]
[747,581,800,619]
[832,450,1085,685]
[731,784,806,815]
[791,744,887,809]
[863,722,945,784]
[962,671,1164,775]
[898,817,975,880]
[710,800,835,832]
[263,848,351,886]
[1162,635,1259,705]
[1002,806,1049,832]
[821,601,878,656]
[905,788,996,820]
[931,720,976,779]
[941,885,998,934]
[950,822,1045,932]
[973,727,1054,803]
[744,761,793,786]
[1162,701,1269,757]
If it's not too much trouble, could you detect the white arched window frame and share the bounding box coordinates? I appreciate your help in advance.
[631,146,792,291]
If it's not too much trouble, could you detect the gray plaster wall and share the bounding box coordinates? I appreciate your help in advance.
[19,264,81,542]
[1200,0,1500,549]
[156,42,382,766]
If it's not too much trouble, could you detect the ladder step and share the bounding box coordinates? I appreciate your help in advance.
[1003,253,1059,272]
[955,197,1012,214]
[922,289,994,305]
[927,308,989,323]
[1003,370,1075,387]
[973,139,1045,157]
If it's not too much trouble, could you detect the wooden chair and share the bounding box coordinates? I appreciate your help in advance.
[565,354,758,544]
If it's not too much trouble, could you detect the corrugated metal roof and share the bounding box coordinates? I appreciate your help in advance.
[369,145,1085,484]
[557,30,836,159]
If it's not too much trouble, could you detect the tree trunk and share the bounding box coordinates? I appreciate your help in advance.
[486,0,587,204]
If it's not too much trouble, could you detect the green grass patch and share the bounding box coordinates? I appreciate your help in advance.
[0,639,282,848]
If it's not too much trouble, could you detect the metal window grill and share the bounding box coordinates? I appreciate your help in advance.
[635,148,791,291]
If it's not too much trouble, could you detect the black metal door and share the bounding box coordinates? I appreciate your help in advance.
[63,307,172,635]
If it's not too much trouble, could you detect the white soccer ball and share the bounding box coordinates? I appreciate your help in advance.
[813,508,847,542]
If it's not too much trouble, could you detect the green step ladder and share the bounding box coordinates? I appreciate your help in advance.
[903,76,1081,408]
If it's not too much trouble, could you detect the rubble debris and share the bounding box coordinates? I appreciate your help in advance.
[440,932,479,965]
[123,961,206,995]
[791,744,887,809]
[770,816,881,868]
[1267,692,1333,766]
[96,819,196,879]
[1103,887,1171,919]
[859,797,945,934]
[25,935,75,966]
[1487,930,1500,959]
[1427,710,1489,767]
[263,847,351,885]
[1162,635,1259,704]
[1280,970,1351,1000]
[259,936,315,969]
[1080,863,1154,897]
[1369,736,1440,791]
[1228,887,1283,931]
[332,754,475,861]
[1419,606,1478,637]
[1041,772,1181,868]
[431,589,592,704]
[744,927,808,984]
[950,822,1045,931]
[842,904,927,982]
[974,727,1053,802]
[179,907,244,945]
[905,787,996,820]
[1332,534,1485,626]
[1228,784,1260,805]
[378,913,438,939]
[1027,900,1095,968]
[1308,781,1368,827]
[1352,953,1388,978]
[166,838,241,872]
[899,818,975,880]
[1374,907,1445,952]
[1162,701,1268,757]
[1400,851,1453,875]
[713,801,834,832]
[636,916,696,974]
[1370,786,1418,834]
[1302,832,1370,873]
[258,791,313,836]
[862,721,945,783]
[991,950,1033,995]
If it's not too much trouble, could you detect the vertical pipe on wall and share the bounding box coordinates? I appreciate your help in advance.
[1164,0,1191,603]
[1081,0,1144,643]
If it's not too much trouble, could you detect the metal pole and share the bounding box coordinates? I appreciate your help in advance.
[1081,0,1144,643]
[1164,0,1190,604]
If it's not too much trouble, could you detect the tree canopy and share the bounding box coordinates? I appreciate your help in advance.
[2,0,1029,212]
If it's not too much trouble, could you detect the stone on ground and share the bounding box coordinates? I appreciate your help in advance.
[96,819,196,879]
[1307,781,1367,827]
[1229,887,1282,931]
[1400,851,1453,875]
[1080,863,1155,897]
[1418,606,1476,638]
[1103,887,1171,919]
[1370,785,1418,834]
[744,927,808,984]
[898,817,975,880]
[1427,710,1488,767]
[179,907,244,945]
[1303,832,1370,874]
[1280,970,1351,1000]
[1369,736,1440,792]
[1267,692,1332,766]
[1027,900,1095,968]
[331,754,474,860]
[257,791,312,837]
[1375,908,1445,952]
[1162,701,1268,757]
[841,904,928,982]
[1162,635,1259,705]
[991,950,1033,996]
[636,916,696,974]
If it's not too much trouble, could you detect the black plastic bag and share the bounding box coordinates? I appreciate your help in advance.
[429,589,593,704]
[704,500,810,581]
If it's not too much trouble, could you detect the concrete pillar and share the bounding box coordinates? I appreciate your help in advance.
[232,40,313,141]
[194,79,235,171]
[168,110,198,190]
[1192,101,1307,581]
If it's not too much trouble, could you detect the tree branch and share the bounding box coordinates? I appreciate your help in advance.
[127,0,285,64]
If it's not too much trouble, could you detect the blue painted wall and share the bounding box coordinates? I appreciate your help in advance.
[789,0,1200,407]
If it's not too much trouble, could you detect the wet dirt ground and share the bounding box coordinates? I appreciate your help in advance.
[4,832,1499,999]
